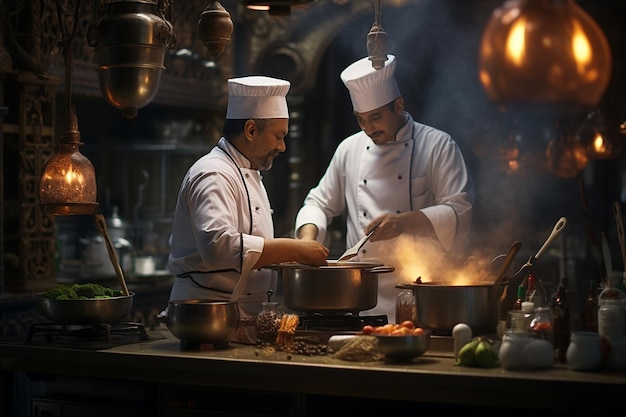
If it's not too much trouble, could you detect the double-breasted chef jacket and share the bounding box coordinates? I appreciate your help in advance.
[168,137,276,343]
[295,112,475,320]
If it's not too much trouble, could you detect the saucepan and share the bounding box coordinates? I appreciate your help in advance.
[268,262,394,315]
[156,300,240,349]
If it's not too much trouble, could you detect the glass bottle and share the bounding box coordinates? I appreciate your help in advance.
[598,278,626,338]
[526,273,544,308]
[513,285,526,310]
[395,288,416,324]
[584,279,598,332]
[255,290,283,344]
[551,279,570,363]
[530,307,554,343]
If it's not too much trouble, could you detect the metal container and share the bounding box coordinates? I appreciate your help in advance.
[36,292,134,324]
[409,283,497,334]
[157,300,240,349]
[271,262,394,315]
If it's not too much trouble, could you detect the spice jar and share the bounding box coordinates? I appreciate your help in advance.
[395,287,416,324]
[530,307,553,343]
[255,290,283,344]
[566,331,602,372]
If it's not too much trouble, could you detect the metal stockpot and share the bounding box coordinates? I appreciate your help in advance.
[157,300,240,349]
[270,262,394,315]
[409,282,498,334]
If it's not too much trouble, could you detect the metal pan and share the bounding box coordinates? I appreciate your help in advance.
[36,292,135,324]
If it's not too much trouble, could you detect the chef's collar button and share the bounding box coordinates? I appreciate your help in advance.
[363,212,368,217]
[404,143,408,147]
[245,173,250,178]
[397,175,402,180]
[366,146,370,150]
[396,210,401,214]
[363,179,367,185]
[255,206,260,211]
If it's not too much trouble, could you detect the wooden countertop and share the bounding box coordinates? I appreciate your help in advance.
[0,329,624,412]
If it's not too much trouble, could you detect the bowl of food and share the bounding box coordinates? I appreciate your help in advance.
[363,322,431,361]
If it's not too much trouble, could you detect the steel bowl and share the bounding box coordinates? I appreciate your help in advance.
[158,300,240,349]
[374,331,431,361]
[36,292,134,324]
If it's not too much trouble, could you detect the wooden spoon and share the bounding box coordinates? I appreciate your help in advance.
[94,213,130,296]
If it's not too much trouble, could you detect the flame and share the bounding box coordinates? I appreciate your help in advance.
[388,235,496,286]
[506,18,526,67]
[593,132,607,155]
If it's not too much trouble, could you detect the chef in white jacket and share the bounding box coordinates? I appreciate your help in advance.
[168,76,328,344]
[295,55,474,321]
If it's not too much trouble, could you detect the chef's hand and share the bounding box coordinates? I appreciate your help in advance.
[366,211,436,242]
[295,240,329,266]
[255,238,329,268]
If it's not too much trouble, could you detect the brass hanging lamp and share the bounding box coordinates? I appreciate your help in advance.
[197,1,234,58]
[40,0,98,216]
[87,0,176,119]
[479,0,612,110]
[367,0,388,70]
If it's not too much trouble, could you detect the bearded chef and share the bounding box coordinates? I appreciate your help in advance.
[295,55,474,321]
[167,76,328,344]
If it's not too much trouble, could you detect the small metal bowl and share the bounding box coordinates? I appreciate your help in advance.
[374,331,431,361]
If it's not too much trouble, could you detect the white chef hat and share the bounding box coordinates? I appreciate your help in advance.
[340,55,401,113]
[226,76,291,119]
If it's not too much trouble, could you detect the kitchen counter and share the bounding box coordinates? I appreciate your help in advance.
[1,329,625,415]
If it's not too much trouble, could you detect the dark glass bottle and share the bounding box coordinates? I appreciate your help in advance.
[513,285,526,310]
[551,279,570,363]
[584,279,598,332]
[526,273,544,308]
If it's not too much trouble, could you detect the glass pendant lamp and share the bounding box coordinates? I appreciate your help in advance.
[479,0,612,109]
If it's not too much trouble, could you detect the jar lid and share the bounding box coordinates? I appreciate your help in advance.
[521,301,534,312]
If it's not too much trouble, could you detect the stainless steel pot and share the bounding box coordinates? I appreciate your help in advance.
[157,300,240,349]
[271,262,394,315]
[409,283,497,334]
[36,292,135,324]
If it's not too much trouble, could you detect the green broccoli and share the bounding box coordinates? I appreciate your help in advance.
[42,284,78,300]
[71,283,115,299]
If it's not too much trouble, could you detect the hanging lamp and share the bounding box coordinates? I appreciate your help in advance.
[40,0,98,215]
[479,0,612,110]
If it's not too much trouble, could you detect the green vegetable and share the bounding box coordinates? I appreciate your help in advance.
[42,284,78,300]
[474,338,499,368]
[456,336,499,368]
[456,338,479,366]
[43,283,122,300]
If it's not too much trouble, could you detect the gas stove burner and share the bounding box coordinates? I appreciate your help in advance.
[25,322,150,348]
[297,314,388,331]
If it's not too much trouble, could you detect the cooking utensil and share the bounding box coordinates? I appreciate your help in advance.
[374,331,431,361]
[612,202,626,273]
[95,213,130,296]
[36,292,135,324]
[156,300,240,349]
[491,241,522,301]
[409,283,497,334]
[337,229,375,262]
[511,217,568,283]
[270,262,394,314]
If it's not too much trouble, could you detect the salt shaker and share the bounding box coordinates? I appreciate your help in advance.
[255,290,283,344]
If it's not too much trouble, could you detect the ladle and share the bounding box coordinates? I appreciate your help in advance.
[94,213,130,296]
[512,217,568,284]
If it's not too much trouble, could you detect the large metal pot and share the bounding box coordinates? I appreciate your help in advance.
[271,262,394,315]
[409,283,497,334]
[157,300,240,349]
[36,292,135,324]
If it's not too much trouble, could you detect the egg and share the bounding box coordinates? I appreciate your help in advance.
[452,323,472,360]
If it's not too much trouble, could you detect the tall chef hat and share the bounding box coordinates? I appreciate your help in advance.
[226,76,291,119]
[340,55,400,113]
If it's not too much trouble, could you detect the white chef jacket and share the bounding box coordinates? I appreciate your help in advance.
[295,113,474,320]
[167,137,276,343]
